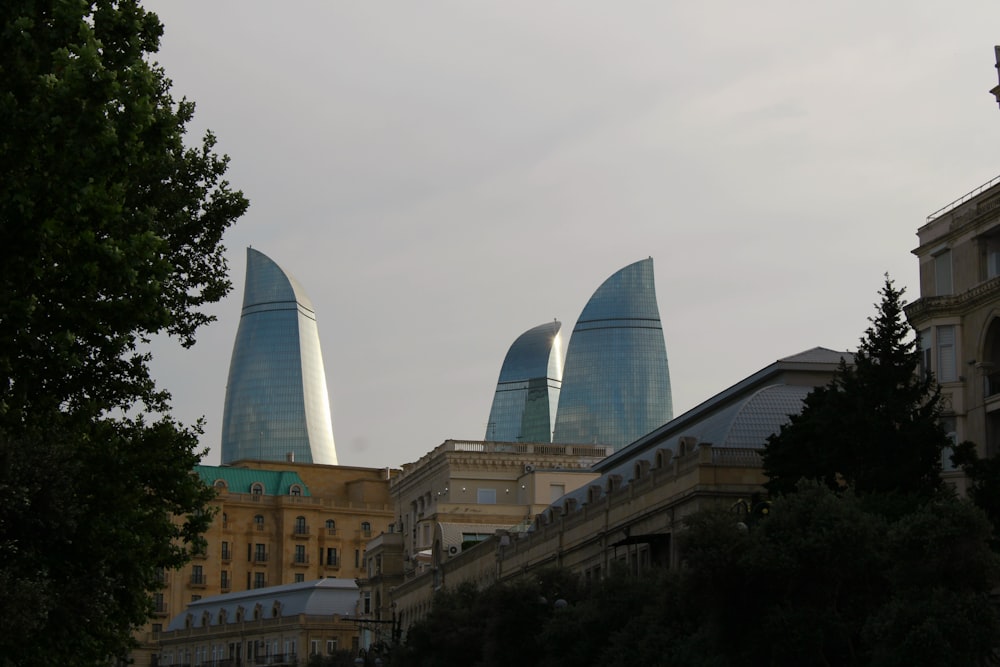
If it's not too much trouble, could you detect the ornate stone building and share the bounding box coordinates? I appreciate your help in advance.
[156,578,360,666]
[378,349,845,640]
[359,439,611,635]
[132,460,396,666]
[906,173,1000,487]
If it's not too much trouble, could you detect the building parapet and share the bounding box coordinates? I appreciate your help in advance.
[904,275,1000,320]
[218,492,391,512]
[924,172,1000,225]
[395,439,612,481]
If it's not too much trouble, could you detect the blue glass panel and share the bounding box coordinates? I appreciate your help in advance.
[485,321,562,442]
[221,248,338,464]
[553,258,672,449]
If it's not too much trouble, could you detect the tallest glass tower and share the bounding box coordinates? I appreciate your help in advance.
[552,258,672,449]
[220,248,338,465]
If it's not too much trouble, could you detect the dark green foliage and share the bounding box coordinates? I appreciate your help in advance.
[395,576,558,667]
[307,650,367,667]
[396,277,1000,665]
[397,489,1000,667]
[763,276,949,499]
[0,1,246,664]
[953,441,1000,550]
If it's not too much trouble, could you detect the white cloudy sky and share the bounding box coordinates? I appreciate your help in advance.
[144,0,1000,470]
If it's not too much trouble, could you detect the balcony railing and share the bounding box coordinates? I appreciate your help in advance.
[253,552,269,563]
[293,554,310,565]
[190,573,207,587]
[293,525,310,537]
[221,547,232,561]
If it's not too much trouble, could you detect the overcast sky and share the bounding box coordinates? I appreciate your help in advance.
[144,1,1000,470]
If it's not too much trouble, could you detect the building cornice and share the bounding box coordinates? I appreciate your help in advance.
[905,277,1000,323]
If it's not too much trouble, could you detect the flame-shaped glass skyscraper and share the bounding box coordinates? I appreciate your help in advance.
[485,321,563,442]
[552,258,672,449]
[221,248,339,465]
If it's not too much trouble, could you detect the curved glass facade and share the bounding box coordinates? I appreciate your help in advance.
[552,258,672,449]
[485,321,563,442]
[220,248,338,465]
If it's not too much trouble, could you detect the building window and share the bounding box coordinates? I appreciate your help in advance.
[254,543,267,562]
[221,541,231,561]
[361,521,372,537]
[295,544,307,564]
[934,249,953,295]
[919,329,932,378]
[325,547,338,566]
[295,573,305,583]
[311,640,320,656]
[254,514,265,530]
[290,484,302,496]
[191,565,205,586]
[363,592,371,614]
[294,516,307,535]
[477,488,496,504]
[985,234,1000,280]
[325,519,336,535]
[221,570,230,589]
[327,640,338,654]
[940,417,959,471]
[251,482,264,496]
[254,572,266,589]
[937,325,957,382]
[354,549,360,568]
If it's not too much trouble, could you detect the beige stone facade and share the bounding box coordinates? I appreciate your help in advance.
[156,578,360,666]
[381,349,845,639]
[133,460,396,666]
[906,174,1000,488]
[364,440,611,634]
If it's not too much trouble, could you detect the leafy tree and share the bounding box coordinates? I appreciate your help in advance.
[0,1,247,664]
[763,276,950,500]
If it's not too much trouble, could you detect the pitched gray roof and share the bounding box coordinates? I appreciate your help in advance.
[165,578,357,631]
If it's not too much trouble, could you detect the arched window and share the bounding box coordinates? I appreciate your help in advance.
[633,459,651,481]
[213,479,227,491]
[325,519,336,535]
[654,448,673,469]
[254,514,264,530]
[361,521,372,537]
[605,474,623,494]
[289,484,302,496]
[586,485,603,504]
[250,482,264,496]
